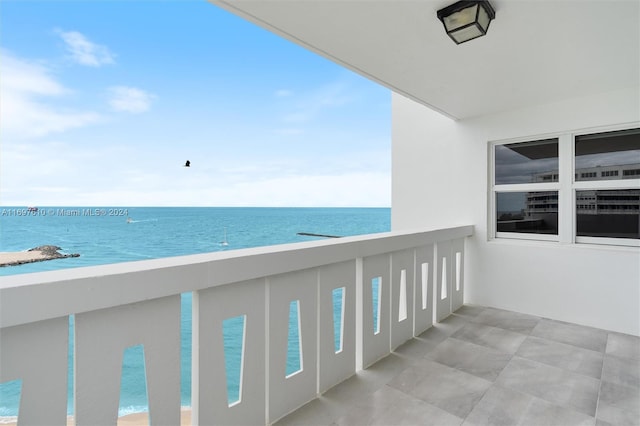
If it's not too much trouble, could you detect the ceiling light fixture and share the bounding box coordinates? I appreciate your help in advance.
[437,0,495,44]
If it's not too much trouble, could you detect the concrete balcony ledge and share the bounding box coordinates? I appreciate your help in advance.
[0,225,473,329]
[1,225,474,425]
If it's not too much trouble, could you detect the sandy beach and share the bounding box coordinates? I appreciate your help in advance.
[117,409,192,425]
[0,246,79,267]
[0,251,49,265]
[0,409,192,425]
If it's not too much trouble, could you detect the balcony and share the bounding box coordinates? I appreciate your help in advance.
[1,225,472,425]
[4,222,638,426]
[2,225,640,426]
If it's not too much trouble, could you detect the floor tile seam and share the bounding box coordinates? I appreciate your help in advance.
[493,368,600,420]
[458,381,495,425]
[537,316,609,330]
[595,337,608,422]
[513,354,604,382]
[447,335,516,360]
[533,319,610,343]
[515,337,606,381]
[451,311,484,321]
[523,334,607,358]
[310,395,343,422]
[383,383,467,424]
[415,355,496,386]
[496,355,602,416]
[528,331,607,354]
[472,318,540,336]
[491,346,519,387]
[598,379,640,422]
[327,382,404,423]
[496,384,598,426]
[391,384,472,424]
[458,318,532,338]
[600,378,640,394]
[508,354,602,385]
[424,343,510,387]
[600,354,640,389]
[603,349,640,365]
[424,326,524,384]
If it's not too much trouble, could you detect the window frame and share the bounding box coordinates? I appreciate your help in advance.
[490,134,562,242]
[489,123,640,247]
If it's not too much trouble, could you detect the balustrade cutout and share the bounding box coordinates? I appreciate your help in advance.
[68,315,74,416]
[0,379,22,419]
[119,345,149,418]
[455,252,462,291]
[332,287,345,354]
[286,300,303,378]
[421,263,429,310]
[398,270,408,322]
[441,257,448,300]
[371,277,382,334]
[222,315,246,406]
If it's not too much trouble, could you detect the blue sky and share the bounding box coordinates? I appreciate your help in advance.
[0,0,390,207]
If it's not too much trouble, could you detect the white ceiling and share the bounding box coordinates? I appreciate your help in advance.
[208,0,639,120]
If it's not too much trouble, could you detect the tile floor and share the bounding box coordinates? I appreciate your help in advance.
[275,305,640,426]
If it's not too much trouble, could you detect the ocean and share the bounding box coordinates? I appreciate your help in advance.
[0,207,390,418]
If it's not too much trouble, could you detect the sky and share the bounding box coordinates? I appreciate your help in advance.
[0,0,391,207]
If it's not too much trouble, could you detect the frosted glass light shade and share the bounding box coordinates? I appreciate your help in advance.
[437,1,495,44]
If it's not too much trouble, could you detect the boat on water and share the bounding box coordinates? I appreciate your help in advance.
[220,227,229,246]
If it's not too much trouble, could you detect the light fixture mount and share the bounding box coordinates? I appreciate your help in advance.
[437,0,495,45]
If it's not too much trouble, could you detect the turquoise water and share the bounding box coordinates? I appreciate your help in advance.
[0,207,390,418]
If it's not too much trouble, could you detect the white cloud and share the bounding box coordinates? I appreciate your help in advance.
[108,86,155,113]
[275,89,293,97]
[1,140,390,207]
[281,81,353,124]
[56,29,115,67]
[275,128,304,135]
[64,171,390,207]
[0,50,102,139]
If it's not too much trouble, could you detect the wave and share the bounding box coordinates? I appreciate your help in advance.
[118,405,149,417]
[117,405,192,417]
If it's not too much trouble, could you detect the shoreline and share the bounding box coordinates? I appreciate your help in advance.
[0,408,192,425]
[0,245,79,267]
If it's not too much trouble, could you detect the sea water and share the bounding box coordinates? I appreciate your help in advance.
[0,207,390,418]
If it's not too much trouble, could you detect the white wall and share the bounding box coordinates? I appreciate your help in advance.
[392,88,640,336]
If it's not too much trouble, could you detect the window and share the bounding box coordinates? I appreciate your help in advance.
[491,127,640,245]
[493,138,559,241]
[494,139,558,184]
[575,128,640,242]
[496,191,558,235]
[581,172,598,179]
[575,128,640,181]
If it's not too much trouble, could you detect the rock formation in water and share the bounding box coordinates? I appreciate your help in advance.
[0,245,80,267]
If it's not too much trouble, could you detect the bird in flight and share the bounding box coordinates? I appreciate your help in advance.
[184,160,191,167]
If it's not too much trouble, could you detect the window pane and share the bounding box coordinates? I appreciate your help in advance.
[576,190,640,239]
[495,139,559,184]
[496,191,558,234]
[575,128,640,181]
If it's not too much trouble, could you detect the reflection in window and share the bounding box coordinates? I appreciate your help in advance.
[495,139,558,184]
[496,191,558,235]
[576,190,640,239]
[575,128,640,182]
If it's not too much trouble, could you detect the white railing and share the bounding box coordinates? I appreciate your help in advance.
[0,225,473,425]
